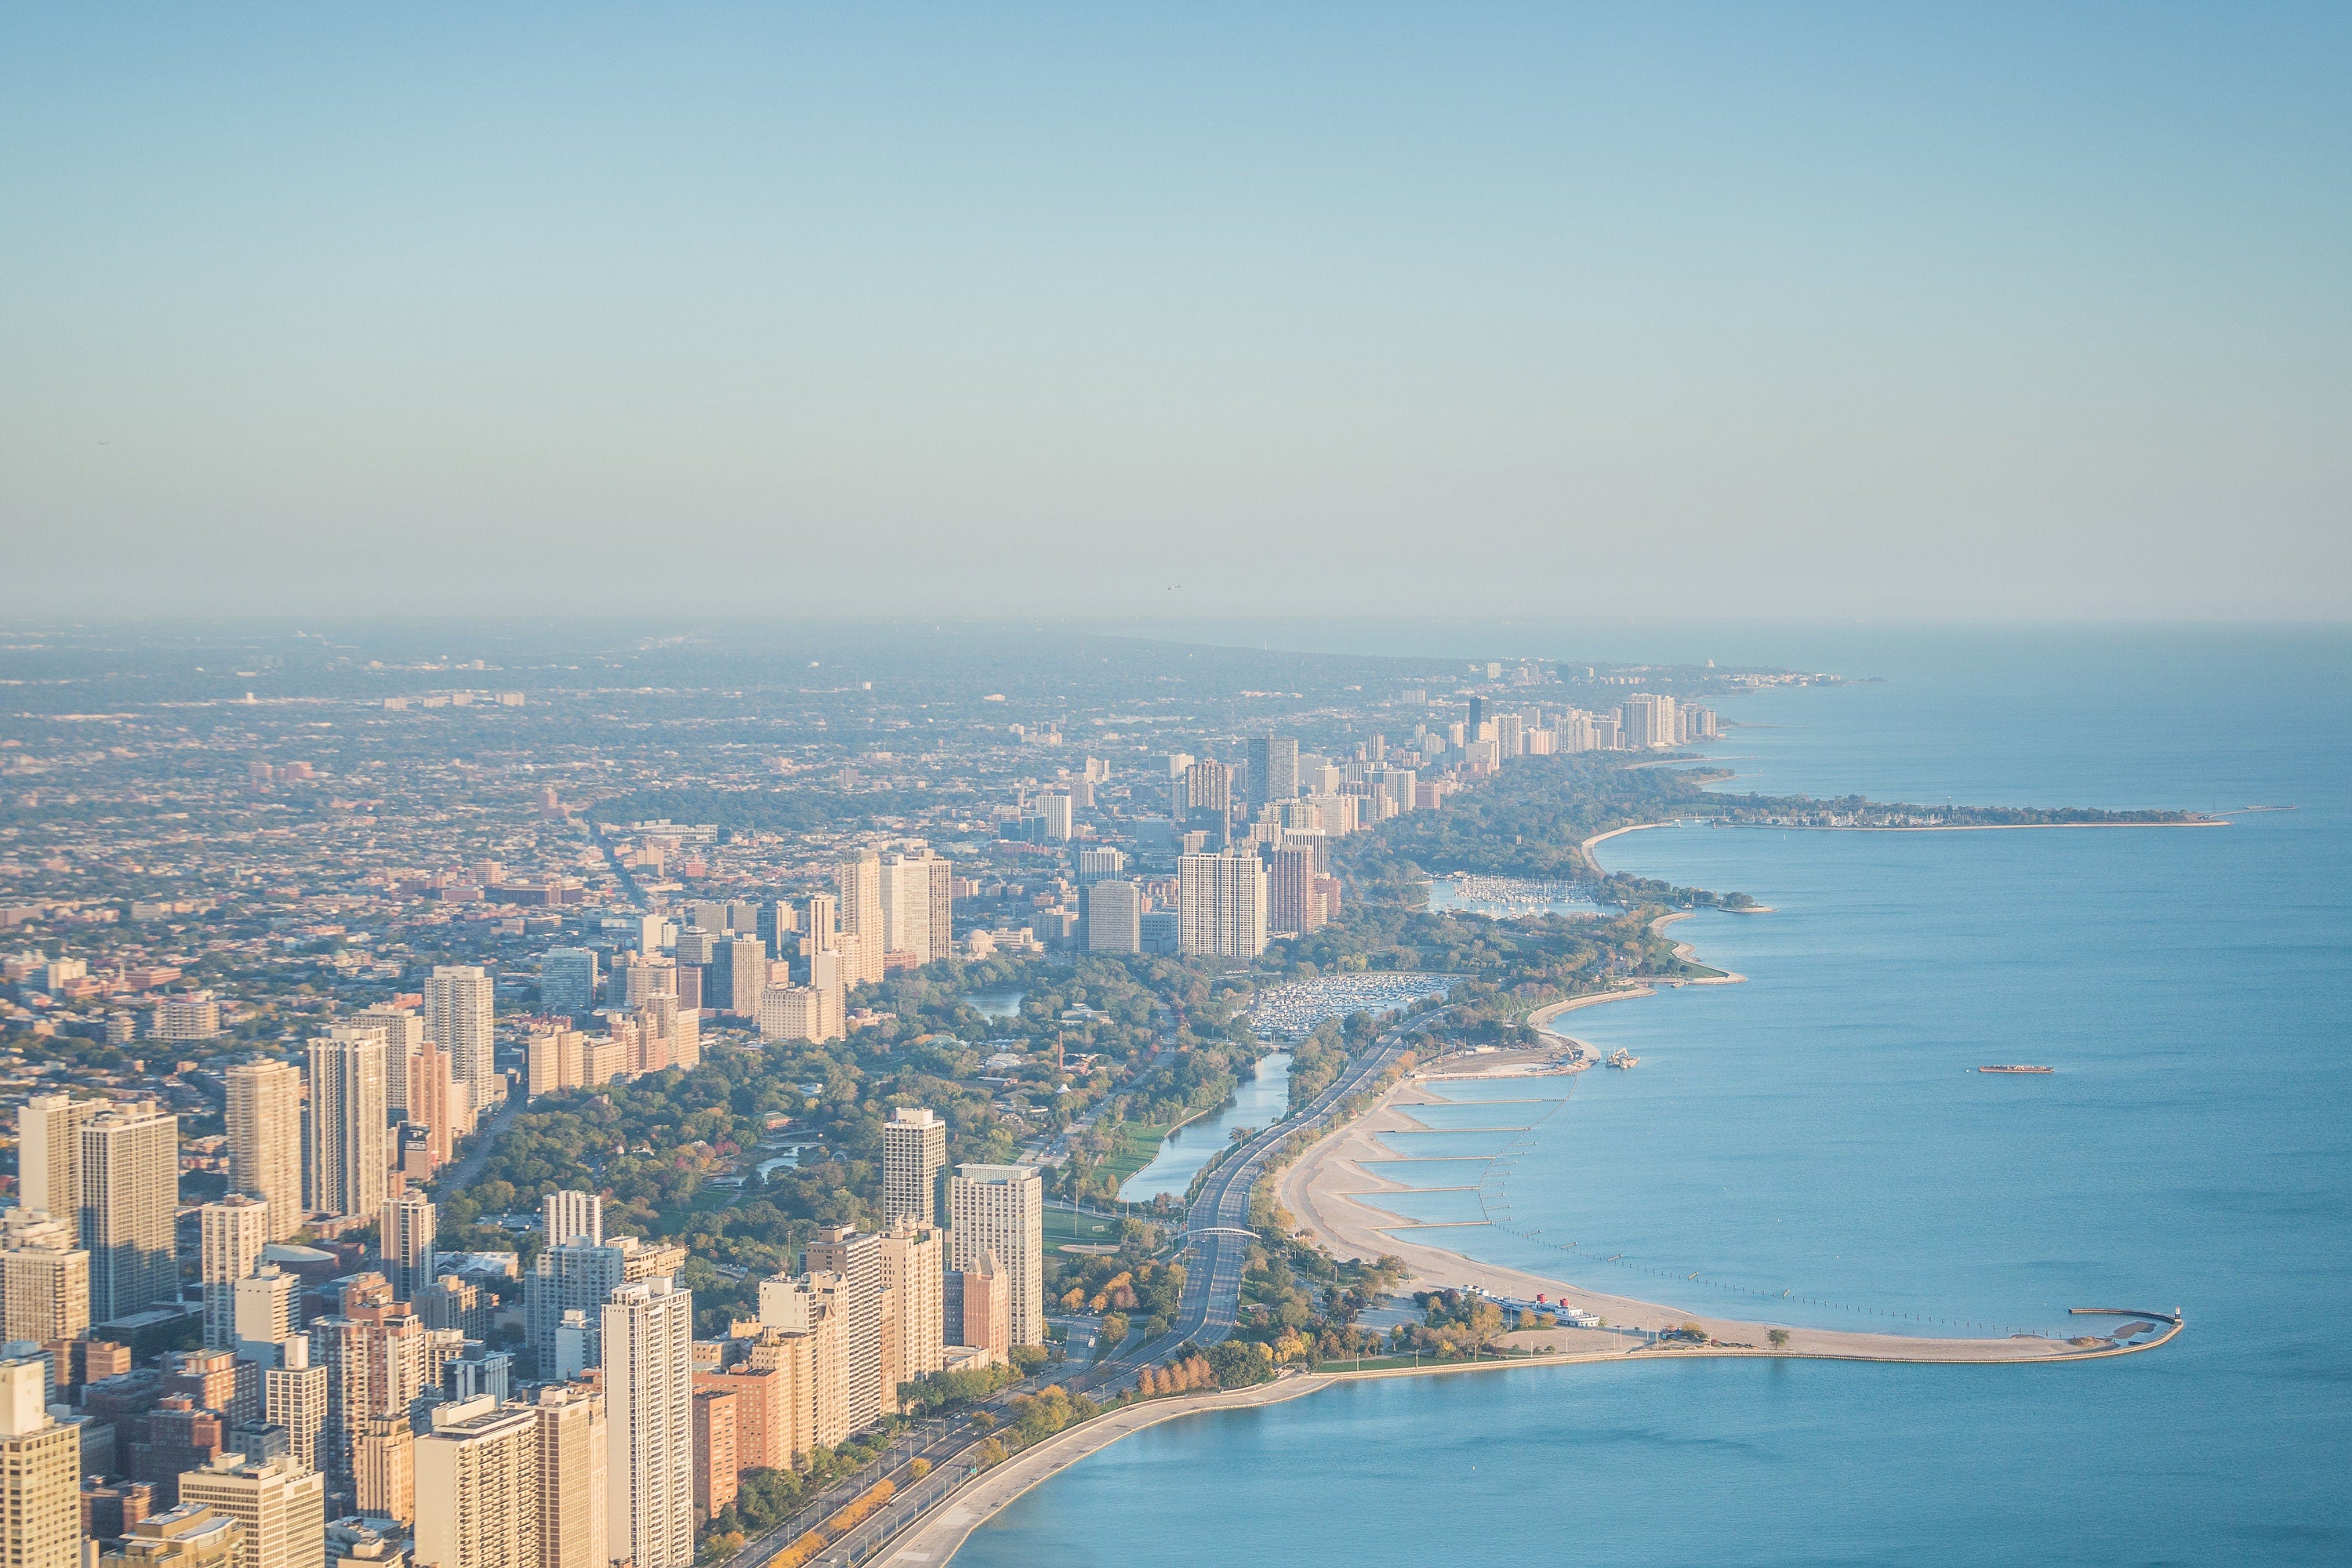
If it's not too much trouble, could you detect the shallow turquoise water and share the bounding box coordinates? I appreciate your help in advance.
[960,627,2352,1566]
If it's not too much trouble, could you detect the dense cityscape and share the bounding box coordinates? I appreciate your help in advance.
[0,622,1783,1568]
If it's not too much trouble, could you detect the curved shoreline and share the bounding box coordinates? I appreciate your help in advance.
[874,1376,1334,1567]
[1273,1069,2169,1363]
[1276,821,2179,1366]
[898,815,2189,1563]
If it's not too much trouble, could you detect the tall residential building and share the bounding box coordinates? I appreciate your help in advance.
[234,1269,300,1354]
[536,949,599,1018]
[877,1221,944,1394]
[802,894,837,952]
[717,937,764,1018]
[750,1281,848,1454]
[1038,794,1073,842]
[423,967,496,1109]
[542,1192,602,1250]
[176,1455,325,1568]
[946,1166,1043,1348]
[1073,847,1126,887]
[311,1282,433,1486]
[606,954,676,1014]
[1176,851,1269,960]
[377,1194,435,1304]
[689,1388,735,1523]
[350,1417,413,1526]
[878,853,953,963]
[923,857,953,965]
[0,1213,89,1345]
[602,1280,695,1568]
[1268,845,1323,937]
[78,1105,179,1324]
[0,1356,81,1568]
[1083,880,1142,953]
[881,1109,945,1229]
[407,1040,459,1170]
[260,1338,326,1476]
[800,1229,884,1432]
[1621,692,1677,750]
[1181,758,1232,816]
[524,1237,684,1378]
[306,1031,387,1222]
[223,1062,303,1240]
[523,1027,587,1102]
[528,1386,606,1568]
[414,1398,538,1568]
[1246,735,1299,814]
[199,1200,270,1351]
[354,1007,423,1118]
[16,1095,96,1221]
[834,853,881,946]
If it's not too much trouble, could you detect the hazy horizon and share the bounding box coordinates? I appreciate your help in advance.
[4,4,2347,619]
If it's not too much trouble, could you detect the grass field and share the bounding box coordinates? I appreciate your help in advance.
[1044,1204,1123,1251]
[1094,1122,1175,1189]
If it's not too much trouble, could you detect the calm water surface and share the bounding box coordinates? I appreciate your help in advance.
[1117,1052,1292,1203]
[960,628,2352,1566]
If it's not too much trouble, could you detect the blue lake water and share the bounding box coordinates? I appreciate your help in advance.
[1117,1052,1292,1203]
[958,626,2352,1566]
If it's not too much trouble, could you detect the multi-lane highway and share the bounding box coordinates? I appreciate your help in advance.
[1070,1007,1443,1391]
[756,1008,1443,1567]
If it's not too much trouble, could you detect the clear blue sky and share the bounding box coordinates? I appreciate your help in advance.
[2,4,2346,619]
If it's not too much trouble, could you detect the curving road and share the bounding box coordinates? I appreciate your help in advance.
[753,1007,1445,1567]
[1069,1006,1446,1392]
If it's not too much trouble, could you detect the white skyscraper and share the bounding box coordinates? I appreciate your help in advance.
[1621,692,1677,750]
[379,1191,436,1303]
[835,852,882,946]
[1084,880,1142,953]
[15,1095,96,1221]
[602,1279,695,1568]
[543,1190,603,1250]
[0,1356,82,1568]
[803,1226,885,1431]
[307,1029,387,1221]
[262,1336,327,1475]
[882,1109,945,1229]
[414,1397,540,1568]
[225,1060,304,1240]
[0,1216,88,1346]
[876,852,955,964]
[234,1267,299,1353]
[78,1105,179,1324]
[425,965,497,1107]
[200,1196,270,1349]
[1177,851,1269,959]
[355,1005,424,1118]
[947,1165,1043,1348]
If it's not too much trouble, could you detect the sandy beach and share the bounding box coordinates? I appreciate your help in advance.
[1276,1069,2177,1366]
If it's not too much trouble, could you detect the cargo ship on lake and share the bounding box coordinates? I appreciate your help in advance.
[1977,1064,2053,1074]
